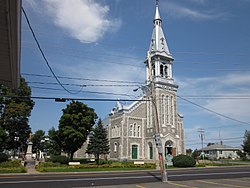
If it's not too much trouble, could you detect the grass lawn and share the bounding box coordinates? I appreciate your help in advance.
[0,167,26,173]
[0,160,26,173]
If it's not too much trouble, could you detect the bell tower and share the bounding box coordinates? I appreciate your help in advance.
[144,0,185,157]
[145,0,178,91]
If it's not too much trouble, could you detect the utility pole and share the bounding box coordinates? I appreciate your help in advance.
[134,51,167,182]
[198,128,205,160]
[148,51,167,182]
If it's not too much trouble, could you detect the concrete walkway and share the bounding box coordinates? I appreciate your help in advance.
[25,160,39,174]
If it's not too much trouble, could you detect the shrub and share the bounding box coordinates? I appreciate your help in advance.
[48,155,70,164]
[0,160,22,168]
[0,153,8,163]
[173,154,196,167]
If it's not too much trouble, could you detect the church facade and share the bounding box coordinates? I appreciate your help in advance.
[107,2,185,162]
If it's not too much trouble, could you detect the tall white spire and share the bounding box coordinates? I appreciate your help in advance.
[154,0,161,21]
[145,0,177,88]
[149,0,172,58]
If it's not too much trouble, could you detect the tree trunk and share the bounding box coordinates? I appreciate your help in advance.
[96,154,100,165]
[70,151,74,161]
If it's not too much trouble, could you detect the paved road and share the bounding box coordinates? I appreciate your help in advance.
[0,166,250,188]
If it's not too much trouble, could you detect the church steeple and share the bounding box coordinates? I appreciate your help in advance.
[145,0,177,89]
[149,0,172,57]
[154,0,161,22]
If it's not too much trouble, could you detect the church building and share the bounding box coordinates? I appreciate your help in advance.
[107,1,185,161]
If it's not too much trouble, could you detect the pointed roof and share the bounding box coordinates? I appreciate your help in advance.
[154,1,161,21]
[149,1,173,59]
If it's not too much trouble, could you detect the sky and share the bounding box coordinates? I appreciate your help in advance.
[21,0,250,150]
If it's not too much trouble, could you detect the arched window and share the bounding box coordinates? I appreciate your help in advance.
[166,96,169,124]
[137,126,140,137]
[114,142,117,152]
[161,95,165,125]
[130,125,133,137]
[170,96,173,124]
[165,140,173,158]
[164,65,168,78]
[148,142,153,159]
[160,64,164,77]
[133,123,136,137]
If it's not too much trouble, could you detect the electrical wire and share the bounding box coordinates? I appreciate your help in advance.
[22,7,84,95]
[27,81,139,87]
[30,86,136,98]
[22,73,144,84]
[177,95,250,126]
[2,95,149,102]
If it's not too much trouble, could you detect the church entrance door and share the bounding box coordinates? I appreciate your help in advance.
[132,145,138,159]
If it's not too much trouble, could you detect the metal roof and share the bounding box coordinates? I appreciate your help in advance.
[202,144,241,151]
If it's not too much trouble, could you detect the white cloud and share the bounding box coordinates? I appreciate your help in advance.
[45,0,121,43]
[177,73,250,122]
[161,1,228,21]
[25,0,121,43]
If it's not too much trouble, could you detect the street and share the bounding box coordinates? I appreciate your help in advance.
[0,166,250,187]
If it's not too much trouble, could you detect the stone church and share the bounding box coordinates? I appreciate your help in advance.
[107,2,185,161]
[75,1,185,161]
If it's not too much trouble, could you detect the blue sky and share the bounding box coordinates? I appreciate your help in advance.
[21,0,250,150]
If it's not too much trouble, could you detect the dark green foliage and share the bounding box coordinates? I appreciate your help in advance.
[0,127,7,152]
[173,154,196,167]
[191,149,199,160]
[0,160,22,167]
[32,130,45,155]
[237,150,247,160]
[0,77,34,153]
[58,101,97,160]
[242,130,250,155]
[86,119,110,165]
[48,155,70,164]
[0,153,8,162]
[47,127,61,156]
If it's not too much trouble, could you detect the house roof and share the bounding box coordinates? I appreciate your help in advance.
[201,144,241,151]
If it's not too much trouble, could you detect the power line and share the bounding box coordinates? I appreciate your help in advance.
[22,7,83,95]
[27,81,139,87]
[178,95,250,126]
[2,95,149,102]
[22,73,144,84]
[30,86,136,98]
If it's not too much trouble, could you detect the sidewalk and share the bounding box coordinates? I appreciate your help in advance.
[25,160,39,174]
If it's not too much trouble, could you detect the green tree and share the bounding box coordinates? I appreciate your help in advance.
[242,130,250,155]
[192,149,199,160]
[58,101,97,160]
[186,148,192,157]
[86,119,110,165]
[32,130,45,158]
[47,127,61,156]
[0,127,7,152]
[0,77,34,155]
